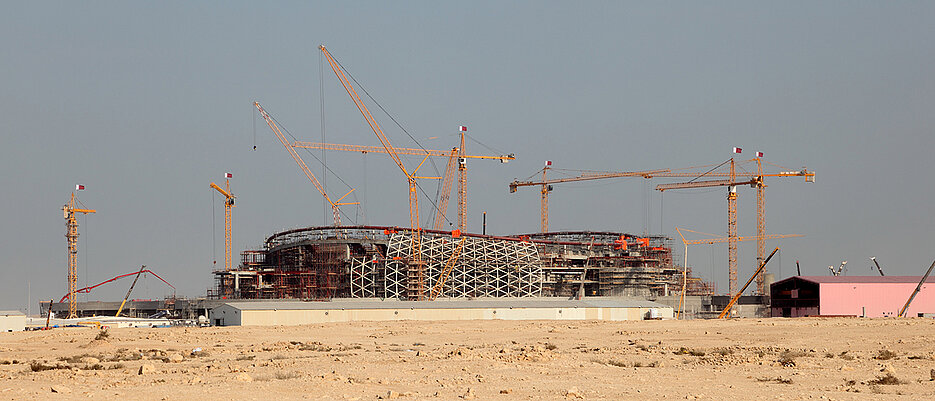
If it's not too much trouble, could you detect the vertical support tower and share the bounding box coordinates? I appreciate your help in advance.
[63,191,95,319]
[755,157,767,294]
[210,175,235,271]
[457,127,467,232]
[727,159,738,297]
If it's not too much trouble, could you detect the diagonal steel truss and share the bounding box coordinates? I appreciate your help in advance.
[383,232,542,300]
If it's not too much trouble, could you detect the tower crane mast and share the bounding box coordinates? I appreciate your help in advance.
[210,175,235,271]
[63,191,95,319]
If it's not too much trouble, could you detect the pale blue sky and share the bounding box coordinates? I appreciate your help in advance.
[2,2,934,310]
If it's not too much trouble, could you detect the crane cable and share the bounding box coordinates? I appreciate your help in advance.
[327,54,446,226]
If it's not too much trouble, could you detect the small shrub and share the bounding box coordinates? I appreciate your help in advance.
[779,350,807,367]
[674,347,704,356]
[86,363,105,370]
[824,352,835,358]
[757,377,793,384]
[607,359,628,368]
[94,329,110,341]
[869,373,903,385]
[29,361,66,372]
[716,348,733,356]
[236,355,255,361]
[839,351,855,361]
[875,350,898,360]
[544,343,558,351]
[636,344,649,352]
[274,371,301,380]
[109,363,125,370]
[59,353,94,364]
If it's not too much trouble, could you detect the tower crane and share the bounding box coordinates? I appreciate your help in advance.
[320,45,441,300]
[293,132,514,231]
[63,190,95,319]
[210,174,235,271]
[656,157,814,297]
[254,102,358,226]
[510,156,814,297]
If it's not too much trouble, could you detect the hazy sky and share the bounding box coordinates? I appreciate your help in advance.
[2,2,934,311]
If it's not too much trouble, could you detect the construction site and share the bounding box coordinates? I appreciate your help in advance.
[53,45,828,322]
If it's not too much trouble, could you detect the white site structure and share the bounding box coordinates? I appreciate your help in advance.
[0,310,26,332]
[209,298,673,326]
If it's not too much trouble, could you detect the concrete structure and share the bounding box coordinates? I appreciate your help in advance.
[0,310,26,332]
[771,276,935,317]
[210,298,673,326]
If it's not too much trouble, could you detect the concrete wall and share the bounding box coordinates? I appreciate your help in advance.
[820,282,935,317]
[0,314,26,332]
[211,305,673,326]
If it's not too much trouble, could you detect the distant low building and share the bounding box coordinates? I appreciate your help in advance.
[770,276,934,317]
[209,298,673,326]
[0,310,26,332]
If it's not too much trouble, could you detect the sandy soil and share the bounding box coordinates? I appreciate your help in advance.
[1,318,934,400]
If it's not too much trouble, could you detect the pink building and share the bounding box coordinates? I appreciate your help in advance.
[770,276,935,317]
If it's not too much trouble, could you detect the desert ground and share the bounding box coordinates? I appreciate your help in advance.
[1,318,934,400]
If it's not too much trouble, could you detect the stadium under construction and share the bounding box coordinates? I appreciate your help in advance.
[211,225,714,303]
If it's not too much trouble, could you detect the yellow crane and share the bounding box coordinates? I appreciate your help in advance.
[63,189,95,319]
[292,132,514,231]
[509,156,814,297]
[673,227,803,319]
[656,157,814,297]
[320,45,443,299]
[210,174,235,271]
[254,102,358,226]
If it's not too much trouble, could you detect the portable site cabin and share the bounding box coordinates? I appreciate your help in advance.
[770,276,934,317]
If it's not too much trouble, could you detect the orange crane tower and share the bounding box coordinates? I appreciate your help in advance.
[210,175,235,271]
[509,157,814,296]
[656,158,814,296]
[254,102,358,226]
[63,191,95,319]
[320,45,440,299]
[293,132,514,231]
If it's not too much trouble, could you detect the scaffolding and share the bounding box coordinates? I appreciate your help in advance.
[214,226,712,301]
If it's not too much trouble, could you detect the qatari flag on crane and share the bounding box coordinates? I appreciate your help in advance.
[75,184,85,191]
[756,151,764,158]
[459,125,467,132]
[225,172,233,178]
[733,147,742,154]
[545,160,552,167]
